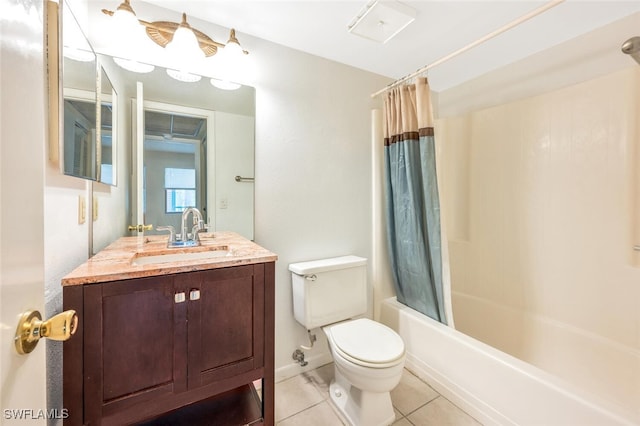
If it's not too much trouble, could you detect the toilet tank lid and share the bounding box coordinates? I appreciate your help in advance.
[289,255,367,275]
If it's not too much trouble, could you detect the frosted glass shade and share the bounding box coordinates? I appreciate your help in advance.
[165,26,205,72]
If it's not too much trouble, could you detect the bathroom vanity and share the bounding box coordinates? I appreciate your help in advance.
[62,232,276,425]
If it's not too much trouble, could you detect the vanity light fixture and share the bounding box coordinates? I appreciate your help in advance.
[102,1,249,81]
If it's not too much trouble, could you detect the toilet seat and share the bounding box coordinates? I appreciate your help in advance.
[326,319,405,369]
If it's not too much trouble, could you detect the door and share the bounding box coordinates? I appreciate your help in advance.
[1,0,47,421]
[131,87,215,236]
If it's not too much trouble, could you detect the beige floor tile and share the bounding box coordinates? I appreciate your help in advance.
[303,362,334,398]
[407,396,482,426]
[275,374,325,422]
[277,401,345,426]
[391,370,439,415]
[393,417,413,426]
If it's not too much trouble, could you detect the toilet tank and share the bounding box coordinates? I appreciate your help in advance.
[289,255,367,330]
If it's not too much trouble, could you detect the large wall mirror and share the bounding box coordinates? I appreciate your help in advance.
[97,52,256,241]
[60,0,256,248]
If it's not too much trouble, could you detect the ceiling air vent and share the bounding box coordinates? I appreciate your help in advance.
[347,0,417,44]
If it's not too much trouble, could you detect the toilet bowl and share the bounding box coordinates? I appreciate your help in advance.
[324,318,406,426]
[289,256,406,425]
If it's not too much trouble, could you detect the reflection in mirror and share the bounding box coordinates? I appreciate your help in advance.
[99,67,116,185]
[143,107,208,237]
[62,2,98,180]
[95,53,256,240]
[63,94,96,179]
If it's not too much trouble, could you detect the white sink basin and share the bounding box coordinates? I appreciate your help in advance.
[132,247,230,266]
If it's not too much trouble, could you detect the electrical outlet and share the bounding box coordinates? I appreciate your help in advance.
[220,198,228,209]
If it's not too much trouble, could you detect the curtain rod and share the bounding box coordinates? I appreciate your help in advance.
[370,0,566,98]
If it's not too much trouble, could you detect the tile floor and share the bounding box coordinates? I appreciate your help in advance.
[274,363,483,425]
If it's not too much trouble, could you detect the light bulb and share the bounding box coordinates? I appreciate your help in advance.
[111,1,146,61]
[165,14,205,73]
[113,8,139,31]
[216,29,248,82]
[222,40,243,58]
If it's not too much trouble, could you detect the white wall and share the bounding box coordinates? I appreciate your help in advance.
[250,34,389,377]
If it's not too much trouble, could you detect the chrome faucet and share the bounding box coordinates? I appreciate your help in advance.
[157,207,207,248]
[180,207,206,244]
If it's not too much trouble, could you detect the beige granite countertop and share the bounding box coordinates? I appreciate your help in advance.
[61,231,278,286]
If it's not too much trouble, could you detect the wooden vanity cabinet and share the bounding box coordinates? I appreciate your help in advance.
[63,262,275,426]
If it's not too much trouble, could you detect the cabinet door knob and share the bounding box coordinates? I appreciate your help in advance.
[175,292,186,303]
[189,290,200,301]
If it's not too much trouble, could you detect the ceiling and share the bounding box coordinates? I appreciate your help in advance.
[133,0,640,91]
[80,0,640,93]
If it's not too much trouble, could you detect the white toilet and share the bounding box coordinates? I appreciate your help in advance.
[289,256,405,426]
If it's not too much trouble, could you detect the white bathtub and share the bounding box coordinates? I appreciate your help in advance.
[379,297,636,426]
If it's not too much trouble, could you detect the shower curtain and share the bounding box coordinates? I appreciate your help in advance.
[383,78,447,324]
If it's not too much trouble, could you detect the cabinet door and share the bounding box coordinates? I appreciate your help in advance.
[187,264,265,388]
[83,275,187,422]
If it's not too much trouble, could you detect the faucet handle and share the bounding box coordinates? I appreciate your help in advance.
[191,221,210,242]
[157,225,176,242]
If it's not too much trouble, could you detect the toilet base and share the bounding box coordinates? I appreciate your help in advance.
[328,367,396,426]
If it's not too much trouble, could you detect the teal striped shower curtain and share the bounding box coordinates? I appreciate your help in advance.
[383,78,447,324]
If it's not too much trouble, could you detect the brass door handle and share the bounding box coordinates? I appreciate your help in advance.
[14,310,78,355]
[128,224,153,232]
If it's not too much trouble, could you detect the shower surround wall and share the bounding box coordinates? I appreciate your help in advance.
[437,67,640,420]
